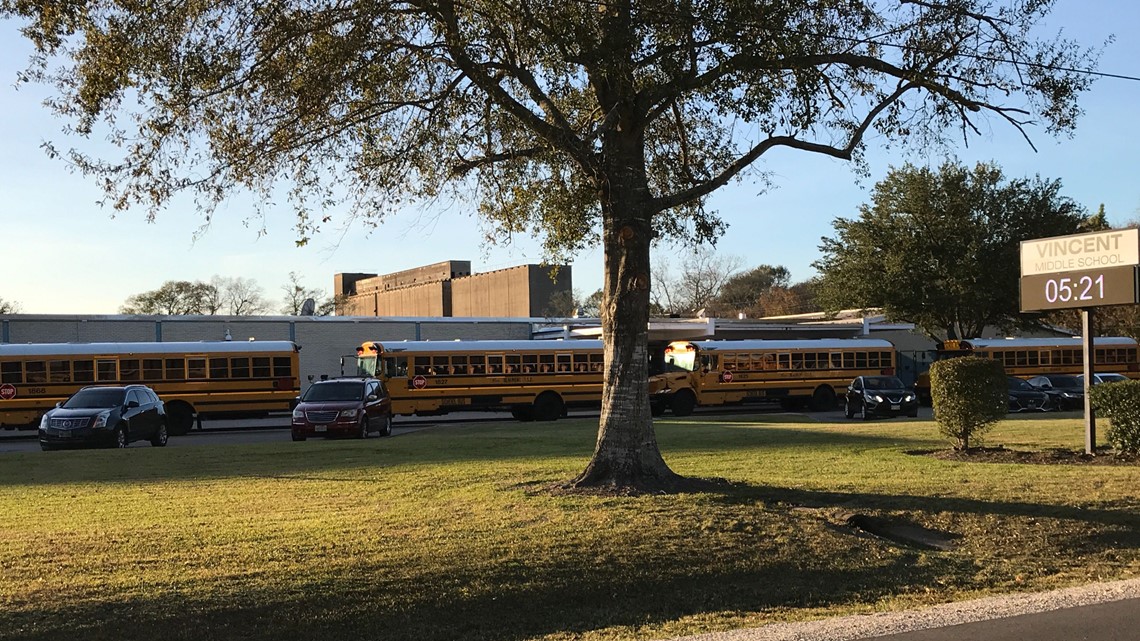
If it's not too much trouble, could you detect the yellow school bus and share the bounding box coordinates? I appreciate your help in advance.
[0,341,301,434]
[352,340,605,421]
[648,339,898,416]
[913,336,1139,404]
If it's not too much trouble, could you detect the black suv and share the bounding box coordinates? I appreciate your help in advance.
[291,377,393,441]
[845,375,920,419]
[39,385,168,450]
[1026,374,1084,411]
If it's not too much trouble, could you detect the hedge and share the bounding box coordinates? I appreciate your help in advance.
[929,356,1006,450]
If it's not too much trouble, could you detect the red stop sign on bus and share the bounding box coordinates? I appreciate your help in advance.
[721,371,733,383]
[0,383,15,400]
[412,375,427,389]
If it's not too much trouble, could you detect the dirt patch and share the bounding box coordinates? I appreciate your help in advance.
[908,447,1140,466]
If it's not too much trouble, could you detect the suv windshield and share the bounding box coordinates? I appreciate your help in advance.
[63,388,127,409]
[1046,375,1081,387]
[863,376,905,390]
[1008,378,1035,391]
[301,381,366,402]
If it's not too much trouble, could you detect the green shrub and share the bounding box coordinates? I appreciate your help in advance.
[1088,380,1140,455]
[929,356,1006,450]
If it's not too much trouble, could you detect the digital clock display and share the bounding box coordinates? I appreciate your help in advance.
[1020,266,1138,311]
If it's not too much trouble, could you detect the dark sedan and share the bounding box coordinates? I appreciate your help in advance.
[845,375,920,419]
[1026,374,1084,410]
[39,385,168,450]
[1007,377,1051,412]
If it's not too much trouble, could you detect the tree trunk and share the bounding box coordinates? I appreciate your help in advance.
[570,148,682,491]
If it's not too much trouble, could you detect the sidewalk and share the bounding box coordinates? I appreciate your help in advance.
[670,577,1140,641]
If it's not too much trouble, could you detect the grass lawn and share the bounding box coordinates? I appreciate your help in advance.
[1,413,1138,641]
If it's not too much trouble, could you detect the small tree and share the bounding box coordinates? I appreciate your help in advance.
[929,357,1006,450]
[1089,381,1140,456]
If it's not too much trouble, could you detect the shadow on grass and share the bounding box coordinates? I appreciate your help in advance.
[712,483,1140,540]
[0,421,935,487]
[1,552,970,641]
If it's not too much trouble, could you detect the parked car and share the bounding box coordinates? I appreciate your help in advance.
[1025,374,1085,411]
[1076,373,1132,386]
[844,375,919,419]
[1007,377,1051,412]
[39,385,168,450]
[291,377,392,441]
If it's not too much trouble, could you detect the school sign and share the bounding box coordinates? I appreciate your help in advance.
[1020,229,1140,311]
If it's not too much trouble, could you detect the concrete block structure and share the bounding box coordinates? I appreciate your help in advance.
[336,261,571,319]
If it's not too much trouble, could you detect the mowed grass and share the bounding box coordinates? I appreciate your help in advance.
[1,413,1138,641]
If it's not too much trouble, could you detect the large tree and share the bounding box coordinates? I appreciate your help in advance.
[652,248,744,316]
[0,297,21,314]
[714,265,791,317]
[3,1,1098,489]
[814,161,1091,339]
[121,280,218,315]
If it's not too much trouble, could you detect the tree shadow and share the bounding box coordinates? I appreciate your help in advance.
[0,422,935,487]
[1,553,973,641]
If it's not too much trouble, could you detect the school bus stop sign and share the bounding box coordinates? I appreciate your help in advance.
[0,384,15,400]
[1020,229,1140,311]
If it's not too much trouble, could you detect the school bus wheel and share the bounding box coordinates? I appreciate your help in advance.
[166,402,195,435]
[532,392,565,422]
[670,390,696,417]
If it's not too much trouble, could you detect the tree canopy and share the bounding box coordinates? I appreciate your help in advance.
[120,274,335,315]
[813,161,1094,339]
[715,265,791,317]
[0,297,21,314]
[2,0,1100,489]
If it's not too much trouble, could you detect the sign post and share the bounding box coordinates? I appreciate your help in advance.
[1020,229,1140,455]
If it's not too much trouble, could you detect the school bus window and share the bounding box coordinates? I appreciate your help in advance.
[25,361,47,384]
[451,355,468,375]
[165,358,185,379]
[210,358,229,379]
[272,357,292,378]
[520,353,538,372]
[589,354,604,371]
[539,354,555,372]
[228,355,248,376]
[48,360,70,383]
[841,353,853,368]
[142,358,163,380]
[556,355,572,372]
[96,359,116,381]
[119,359,141,382]
[468,355,484,372]
[74,360,95,383]
[505,355,522,373]
[852,352,865,368]
[250,357,270,378]
[487,355,504,374]
[429,356,447,374]
[0,362,20,384]
[185,358,206,380]
[413,357,431,375]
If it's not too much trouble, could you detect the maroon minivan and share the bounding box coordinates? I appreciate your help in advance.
[291,377,392,441]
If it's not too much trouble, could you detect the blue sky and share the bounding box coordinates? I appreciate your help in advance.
[3,2,1139,315]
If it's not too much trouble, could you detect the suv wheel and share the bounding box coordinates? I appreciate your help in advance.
[150,422,168,447]
[358,418,369,439]
[379,414,392,437]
